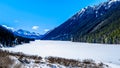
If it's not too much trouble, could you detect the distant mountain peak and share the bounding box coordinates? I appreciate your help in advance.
[14,29,42,39]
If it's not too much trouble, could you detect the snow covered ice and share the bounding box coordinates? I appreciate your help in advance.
[2,40,120,68]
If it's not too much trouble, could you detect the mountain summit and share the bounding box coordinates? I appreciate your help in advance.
[42,0,120,44]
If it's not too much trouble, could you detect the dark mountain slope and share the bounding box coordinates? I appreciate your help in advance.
[42,0,120,44]
[0,25,15,47]
[76,10,120,44]
[42,6,97,40]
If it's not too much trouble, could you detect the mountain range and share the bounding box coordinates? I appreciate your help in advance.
[14,29,43,39]
[2,25,43,39]
[42,0,120,44]
[0,25,42,47]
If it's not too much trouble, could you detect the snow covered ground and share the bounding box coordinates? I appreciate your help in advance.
[1,40,120,68]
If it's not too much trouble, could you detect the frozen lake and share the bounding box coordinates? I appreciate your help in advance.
[2,40,120,66]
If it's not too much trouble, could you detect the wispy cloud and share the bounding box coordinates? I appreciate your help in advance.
[32,26,39,30]
[44,29,50,32]
[14,20,19,23]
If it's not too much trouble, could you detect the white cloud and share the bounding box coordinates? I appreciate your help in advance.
[44,29,50,32]
[14,20,19,23]
[32,26,39,30]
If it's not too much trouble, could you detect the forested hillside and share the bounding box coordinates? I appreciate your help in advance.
[73,3,120,44]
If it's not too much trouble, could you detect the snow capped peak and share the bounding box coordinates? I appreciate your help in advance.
[78,8,86,14]
[108,0,120,4]
[17,29,31,35]
[2,25,14,30]
[77,8,86,17]
[79,6,93,13]
[16,29,40,36]
[14,29,42,39]
[109,0,119,1]
[75,6,94,19]
[75,0,120,19]
[2,25,15,31]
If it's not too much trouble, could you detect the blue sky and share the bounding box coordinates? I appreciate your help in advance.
[0,0,107,34]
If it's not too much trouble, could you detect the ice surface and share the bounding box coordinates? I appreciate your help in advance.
[2,40,120,68]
